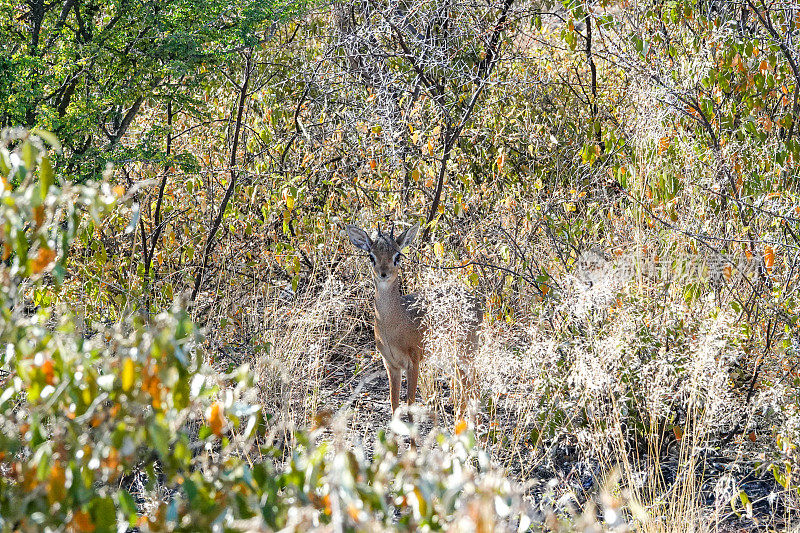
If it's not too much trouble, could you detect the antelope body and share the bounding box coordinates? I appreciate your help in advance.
[347,223,480,418]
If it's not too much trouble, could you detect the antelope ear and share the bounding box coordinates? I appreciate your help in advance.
[346,225,372,252]
[395,223,419,250]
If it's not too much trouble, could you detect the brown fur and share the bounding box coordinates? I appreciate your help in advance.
[346,223,481,419]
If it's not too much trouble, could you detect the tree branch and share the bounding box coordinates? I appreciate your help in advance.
[190,51,253,306]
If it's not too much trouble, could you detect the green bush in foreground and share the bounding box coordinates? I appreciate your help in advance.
[0,130,537,532]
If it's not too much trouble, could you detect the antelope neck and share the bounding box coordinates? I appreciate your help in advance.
[374,277,402,308]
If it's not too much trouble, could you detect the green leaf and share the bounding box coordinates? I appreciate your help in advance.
[39,156,53,200]
[148,420,171,457]
[118,489,138,518]
[21,141,36,171]
[31,129,62,153]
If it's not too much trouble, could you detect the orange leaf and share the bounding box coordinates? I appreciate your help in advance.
[734,54,745,73]
[41,359,55,385]
[496,150,505,173]
[70,510,96,533]
[347,504,360,521]
[764,245,775,273]
[48,463,67,504]
[33,205,45,228]
[31,247,56,274]
[102,448,120,471]
[454,419,467,435]
[658,136,670,155]
[209,402,224,436]
[748,431,757,442]
[673,426,684,440]
[143,368,162,410]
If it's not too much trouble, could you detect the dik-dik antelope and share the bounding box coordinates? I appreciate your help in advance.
[346,223,481,420]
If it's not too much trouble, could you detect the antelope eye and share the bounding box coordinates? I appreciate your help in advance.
[368,254,376,265]
[393,254,401,265]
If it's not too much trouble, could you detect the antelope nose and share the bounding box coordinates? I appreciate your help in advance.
[380,272,388,279]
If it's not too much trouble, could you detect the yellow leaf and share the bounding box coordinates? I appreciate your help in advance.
[411,168,420,182]
[433,242,444,258]
[113,185,125,197]
[283,190,295,210]
[121,358,135,393]
[209,402,224,436]
[427,138,434,156]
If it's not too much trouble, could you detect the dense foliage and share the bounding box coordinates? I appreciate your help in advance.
[0,134,538,532]
[4,0,800,529]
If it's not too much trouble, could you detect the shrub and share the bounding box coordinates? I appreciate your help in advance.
[0,130,540,532]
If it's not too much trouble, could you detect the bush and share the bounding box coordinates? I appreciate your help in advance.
[0,130,539,532]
